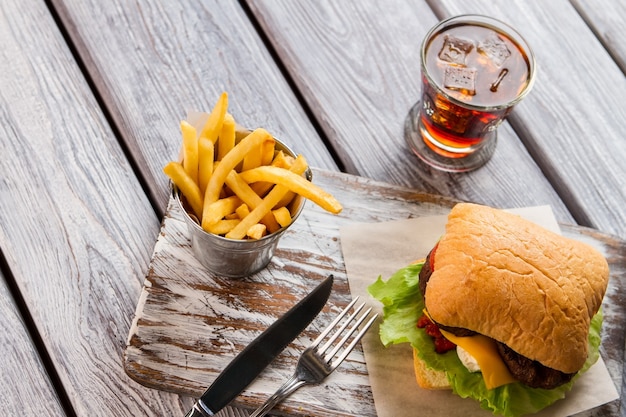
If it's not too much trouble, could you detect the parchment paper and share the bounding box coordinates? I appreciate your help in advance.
[340,206,619,416]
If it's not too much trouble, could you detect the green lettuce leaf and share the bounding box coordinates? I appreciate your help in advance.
[368,263,603,417]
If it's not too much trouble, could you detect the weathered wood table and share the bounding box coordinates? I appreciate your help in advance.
[1,0,624,416]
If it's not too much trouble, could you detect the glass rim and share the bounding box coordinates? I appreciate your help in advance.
[420,14,536,111]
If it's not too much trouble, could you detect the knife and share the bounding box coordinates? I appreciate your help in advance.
[184,274,334,416]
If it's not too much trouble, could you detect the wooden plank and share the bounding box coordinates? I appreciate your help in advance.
[570,0,626,72]
[424,0,626,240]
[0,271,66,416]
[245,0,575,224]
[125,169,625,416]
[0,1,195,415]
[49,0,338,215]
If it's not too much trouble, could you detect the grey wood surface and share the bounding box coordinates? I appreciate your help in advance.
[0,270,66,416]
[570,0,626,73]
[247,0,626,240]
[0,0,194,415]
[49,0,338,217]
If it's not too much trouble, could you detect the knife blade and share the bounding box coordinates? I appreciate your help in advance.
[184,274,334,416]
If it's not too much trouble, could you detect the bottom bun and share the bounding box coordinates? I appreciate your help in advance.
[412,348,450,390]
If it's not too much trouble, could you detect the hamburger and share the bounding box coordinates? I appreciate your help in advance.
[368,203,610,416]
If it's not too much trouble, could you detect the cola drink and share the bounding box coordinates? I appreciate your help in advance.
[407,15,535,172]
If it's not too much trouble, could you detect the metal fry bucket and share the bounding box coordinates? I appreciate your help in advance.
[174,136,311,278]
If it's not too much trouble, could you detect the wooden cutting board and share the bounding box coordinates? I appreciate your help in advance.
[124,169,625,416]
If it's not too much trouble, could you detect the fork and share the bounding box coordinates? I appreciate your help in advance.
[248,297,378,417]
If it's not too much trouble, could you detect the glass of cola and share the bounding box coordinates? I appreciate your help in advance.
[405,15,536,172]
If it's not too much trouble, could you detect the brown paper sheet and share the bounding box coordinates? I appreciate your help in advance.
[340,206,619,416]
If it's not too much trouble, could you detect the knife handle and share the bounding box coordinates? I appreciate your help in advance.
[185,400,215,417]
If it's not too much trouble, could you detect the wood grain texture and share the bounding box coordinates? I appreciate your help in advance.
[0,271,66,416]
[49,0,338,215]
[125,169,625,416]
[245,0,574,223]
[0,0,196,415]
[569,0,626,72]
[425,0,626,240]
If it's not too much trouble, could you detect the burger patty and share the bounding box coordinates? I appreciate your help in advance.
[496,343,576,389]
[419,250,575,389]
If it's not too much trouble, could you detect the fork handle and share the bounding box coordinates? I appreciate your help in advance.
[249,374,307,417]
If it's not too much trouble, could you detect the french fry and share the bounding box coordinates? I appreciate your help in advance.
[239,165,342,214]
[249,150,291,197]
[269,151,292,169]
[198,136,214,195]
[181,121,199,185]
[226,155,309,239]
[241,149,262,172]
[225,170,280,233]
[274,190,296,209]
[199,92,228,143]
[163,161,203,219]
[206,219,240,235]
[235,203,250,219]
[261,139,275,166]
[250,180,273,198]
[246,223,266,240]
[201,195,242,230]
[217,113,235,161]
[225,170,262,206]
[203,128,274,211]
[240,127,275,171]
[272,206,292,228]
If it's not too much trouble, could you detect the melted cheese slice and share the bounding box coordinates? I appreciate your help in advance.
[439,329,517,389]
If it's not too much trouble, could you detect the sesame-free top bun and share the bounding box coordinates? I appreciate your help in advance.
[424,203,610,374]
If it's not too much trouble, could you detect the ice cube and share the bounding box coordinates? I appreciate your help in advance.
[478,33,511,68]
[438,35,474,65]
[444,66,477,96]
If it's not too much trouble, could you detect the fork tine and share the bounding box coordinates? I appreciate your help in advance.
[318,302,366,354]
[328,312,378,370]
[322,304,371,361]
[310,297,359,349]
